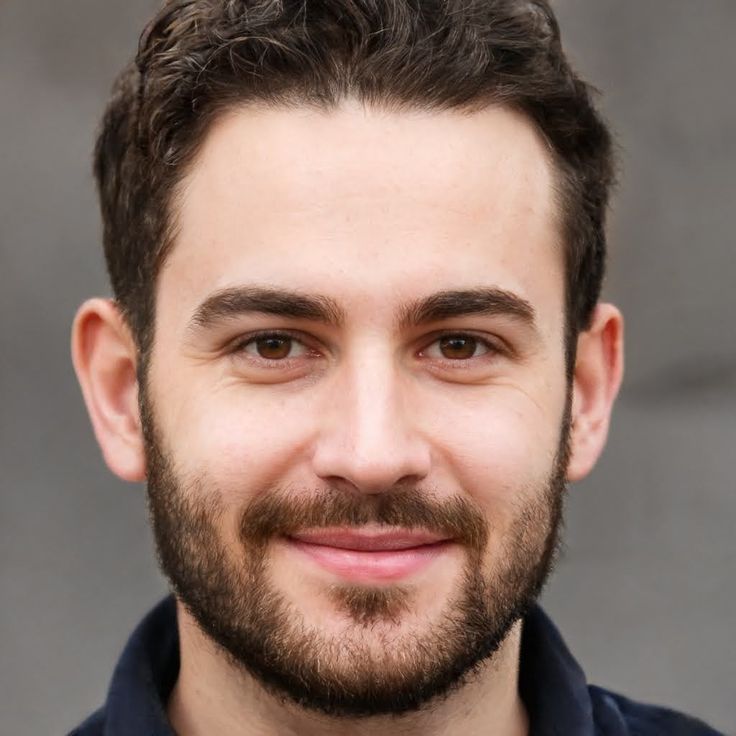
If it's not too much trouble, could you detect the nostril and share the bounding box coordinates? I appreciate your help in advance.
[310,377,432,490]
[311,444,431,494]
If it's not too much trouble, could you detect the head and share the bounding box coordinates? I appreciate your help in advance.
[73,0,623,720]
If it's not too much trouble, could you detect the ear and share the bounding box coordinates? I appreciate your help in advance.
[566,303,624,482]
[71,298,146,482]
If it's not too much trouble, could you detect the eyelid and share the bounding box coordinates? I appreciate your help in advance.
[225,328,509,367]
[229,329,319,360]
[417,330,507,359]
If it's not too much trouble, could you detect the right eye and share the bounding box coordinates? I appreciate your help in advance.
[234,332,311,362]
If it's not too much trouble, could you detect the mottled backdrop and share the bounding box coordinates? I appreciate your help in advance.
[1,1,734,734]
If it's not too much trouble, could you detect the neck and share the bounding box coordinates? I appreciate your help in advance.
[168,602,529,736]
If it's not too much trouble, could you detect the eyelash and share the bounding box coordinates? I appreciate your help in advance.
[230,330,315,366]
[229,330,504,367]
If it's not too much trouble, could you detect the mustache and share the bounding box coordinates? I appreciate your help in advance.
[239,486,489,553]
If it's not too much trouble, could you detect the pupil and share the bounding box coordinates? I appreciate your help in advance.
[257,336,291,359]
[440,336,476,359]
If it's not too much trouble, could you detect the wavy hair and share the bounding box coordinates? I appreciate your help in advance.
[94,0,615,367]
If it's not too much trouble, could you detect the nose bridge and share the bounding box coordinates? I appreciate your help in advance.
[311,341,430,491]
[350,349,402,451]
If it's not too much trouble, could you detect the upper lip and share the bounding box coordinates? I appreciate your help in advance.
[287,527,451,551]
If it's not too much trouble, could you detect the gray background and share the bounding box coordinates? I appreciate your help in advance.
[1,1,734,734]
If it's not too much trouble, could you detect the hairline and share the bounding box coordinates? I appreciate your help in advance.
[135,96,579,376]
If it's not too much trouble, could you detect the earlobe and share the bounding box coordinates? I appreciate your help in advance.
[71,298,146,482]
[566,303,624,482]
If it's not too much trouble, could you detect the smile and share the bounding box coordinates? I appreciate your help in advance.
[285,527,455,583]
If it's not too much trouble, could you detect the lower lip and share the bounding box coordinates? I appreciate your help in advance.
[287,539,452,583]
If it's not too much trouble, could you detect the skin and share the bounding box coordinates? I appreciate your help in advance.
[72,102,623,736]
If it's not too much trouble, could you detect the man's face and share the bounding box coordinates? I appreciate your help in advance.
[143,103,571,716]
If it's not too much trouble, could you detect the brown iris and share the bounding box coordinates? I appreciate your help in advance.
[439,335,479,360]
[255,335,292,359]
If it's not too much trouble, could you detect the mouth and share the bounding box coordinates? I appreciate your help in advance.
[284,527,455,583]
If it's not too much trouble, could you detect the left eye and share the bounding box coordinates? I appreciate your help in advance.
[239,334,309,360]
[424,335,491,360]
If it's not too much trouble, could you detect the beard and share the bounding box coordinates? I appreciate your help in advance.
[141,395,570,719]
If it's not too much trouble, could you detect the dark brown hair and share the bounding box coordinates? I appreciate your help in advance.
[94,0,615,366]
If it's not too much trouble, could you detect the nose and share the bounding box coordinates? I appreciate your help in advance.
[310,350,432,493]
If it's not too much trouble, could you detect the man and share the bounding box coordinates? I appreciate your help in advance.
[68,0,723,734]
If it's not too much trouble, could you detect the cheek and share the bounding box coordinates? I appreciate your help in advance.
[422,386,564,510]
[160,385,319,503]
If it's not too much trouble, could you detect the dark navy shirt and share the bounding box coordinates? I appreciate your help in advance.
[69,596,725,735]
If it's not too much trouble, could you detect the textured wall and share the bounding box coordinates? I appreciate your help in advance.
[1,2,734,734]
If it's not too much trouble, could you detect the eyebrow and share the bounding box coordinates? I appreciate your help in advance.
[189,286,346,330]
[188,285,536,333]
[398,288,536,331]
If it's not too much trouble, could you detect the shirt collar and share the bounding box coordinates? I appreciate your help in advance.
[519,605,597,736]
[103,596,597,735]
[105,596,179,736]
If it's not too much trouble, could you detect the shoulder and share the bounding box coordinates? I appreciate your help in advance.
[589,685,727,736]
[66,707,105,736]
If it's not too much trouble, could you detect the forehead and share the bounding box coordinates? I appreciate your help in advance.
[161,101,563,330]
